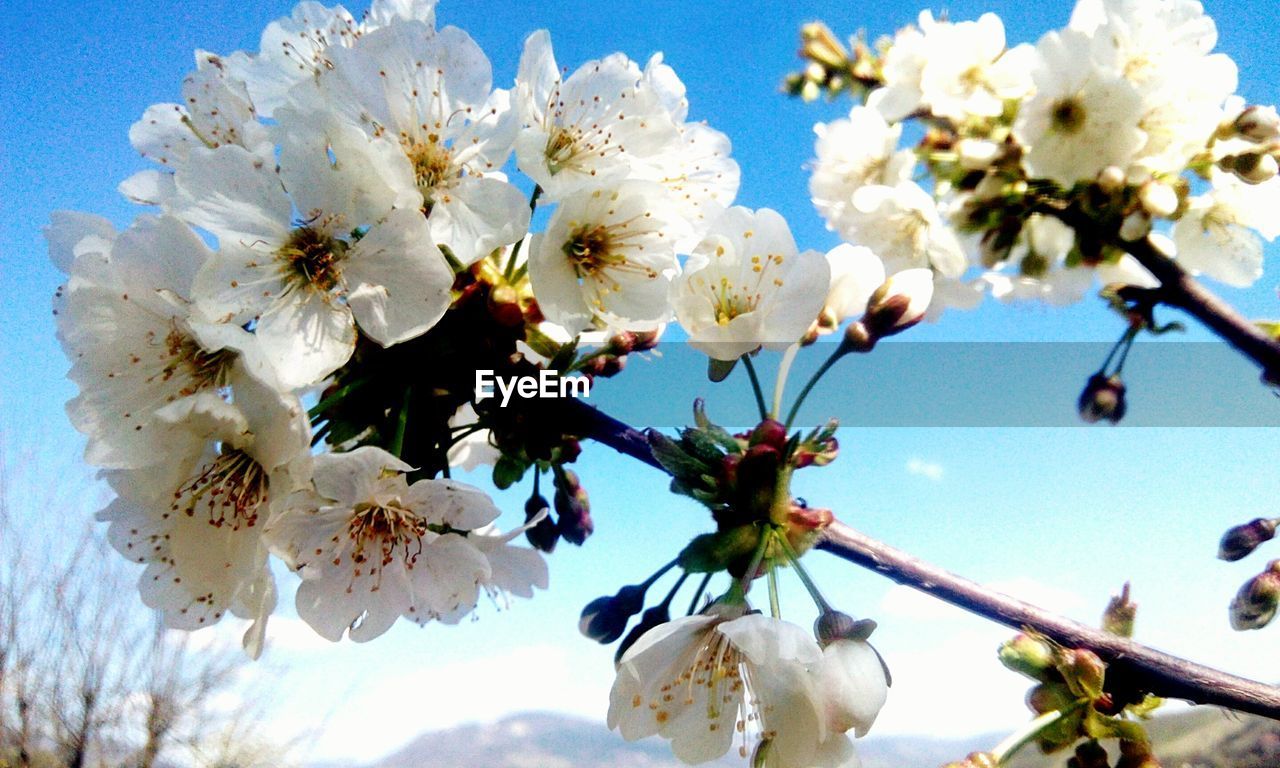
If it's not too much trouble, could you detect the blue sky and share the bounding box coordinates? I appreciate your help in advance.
[5,0,1280,762]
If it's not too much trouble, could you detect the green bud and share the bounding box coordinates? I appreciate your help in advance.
[1057,649,1107,701]
[1102,583,1137,638]
[998,633,1058,681]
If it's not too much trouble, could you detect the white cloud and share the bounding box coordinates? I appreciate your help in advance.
[905,457,944,481]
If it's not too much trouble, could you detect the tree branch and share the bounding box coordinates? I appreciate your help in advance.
[818,521,1280,721]
[565,398,1280,720]
[1044,203,1280,381]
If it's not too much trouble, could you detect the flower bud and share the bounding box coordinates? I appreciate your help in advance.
[1097,165,1126,193]
[841,320,876,354]
[1078,373,1126,424]
[1057,649,1106,700]
[1119,212,1152,242]
[524,493,560,553]
[1228,152,1279,184]
[1219,518,1277,561]
[1230,560,1280,630]
[579,583,647,643]
[1234,105,1280,143]
[1138,182,1178,218]
[800,22,850,71]
[748,419,788,451]
[1116,738,1160,768]
[1067,740,1110,768]
[554,468,593,545]
[942,754,998,768]
[815,610,876,646]
[998,633,1058,681]
[1102,583,1137,638]
[861,269,934,339]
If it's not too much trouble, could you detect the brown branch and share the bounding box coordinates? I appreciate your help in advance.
[818,521,1280,719]
[1044,202,1280,381]
[565,398,1280,720]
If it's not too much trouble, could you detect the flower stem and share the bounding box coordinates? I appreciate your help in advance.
[783,347,842,430]
[741,354,769,421]
[390,386,411,459]
[767,566,782,618]
[307,376,373,419]
[772,344,800,420]
[738,525,774,597]
[990,704,1078,765]
[687,572,714,616]
[504,185,543,282]
[775,532,833,614]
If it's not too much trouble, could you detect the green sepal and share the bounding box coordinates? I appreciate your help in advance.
[708,358,737,382]
[677,526,761,573]
[493,454,529,490]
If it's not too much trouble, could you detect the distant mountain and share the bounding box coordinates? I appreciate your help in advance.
[308,707,1280,768]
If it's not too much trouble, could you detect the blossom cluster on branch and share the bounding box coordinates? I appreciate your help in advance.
[43,0,1280,766]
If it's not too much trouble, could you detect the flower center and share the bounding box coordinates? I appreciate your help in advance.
[278,225,347,293]
[346,502,428,570]
[155,322,236,398]
[1050,97,1087,135]
[402,134,457,202]
[172,449,269,530]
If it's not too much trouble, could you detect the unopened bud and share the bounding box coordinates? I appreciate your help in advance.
[524,493,560,553]
[1119,212,1152,242]
[1058,649,1106,700]
[1230,560,1280,630]
[579,583,646,643]
[1234,105,1280,143]
[942,753,998,768]
[800,22,850,71]
[1138,182,1178,218]
[631,329,661,351]
[1228,152,1279,184]
[862,269,933,339]
[999,633,1058,681]
[1116,738,1161,768]
[842,320,876,354]
[973,172,1007,200]
[608,331,637,355]
[554,468,593,545]
[814,610,876,646]
[1078,373,1126,424]
[1102,583,1137,638]
[1219,518,1277,561]
[957,138,1001,170]
[1067,740,1110,768]
[1097,165,1127,193]
[748,419,788,450]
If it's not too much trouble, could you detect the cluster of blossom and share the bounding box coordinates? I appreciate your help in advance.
[806,0,1280,312]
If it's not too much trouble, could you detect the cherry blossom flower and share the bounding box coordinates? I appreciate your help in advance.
[528,182,687,334]
[1173,172,1280,287]
[277,21,529,266]
[672,207,829,360]
[514,31,684,200]
[265,447,509,641]
[1013,29,1146,187]
[846,182,967,278]
[810,106,916,238]
[174,145,453,388]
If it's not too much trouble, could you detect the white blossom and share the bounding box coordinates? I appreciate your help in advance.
[1173,172,1280,287]
[277,21,529,265]
[528,182,687,335]
[1014,29,1146,187]
[823,244,885,325]
[672,207,829,360]
[174,146,453,388]
[845,182,967,277]
[610,608,851,767]
[514,31,684,200]
[265,447,503,641]
[810,106,915,237]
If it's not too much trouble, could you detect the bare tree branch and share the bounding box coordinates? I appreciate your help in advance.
[564,399,1280,720]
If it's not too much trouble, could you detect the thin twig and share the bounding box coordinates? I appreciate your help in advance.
[563,397,1280,721]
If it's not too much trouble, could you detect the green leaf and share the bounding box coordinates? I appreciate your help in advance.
[493,455,529,490]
